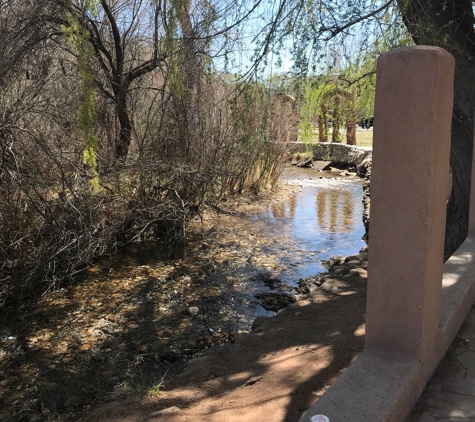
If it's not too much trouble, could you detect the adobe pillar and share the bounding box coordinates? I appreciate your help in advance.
[365,46,454,359]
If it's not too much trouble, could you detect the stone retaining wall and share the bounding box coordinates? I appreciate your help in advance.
[287,142,372,166]
[311,142,372,166]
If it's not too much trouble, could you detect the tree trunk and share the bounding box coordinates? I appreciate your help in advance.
[398,0,475,257]
[319,105,328,142]
[116,102,132,162]
[332,95,341,143]
[114,85,132,163]
[345,99,357,146]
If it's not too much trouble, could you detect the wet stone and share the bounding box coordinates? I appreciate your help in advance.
[346,259,361,266]
[332,267,348,275]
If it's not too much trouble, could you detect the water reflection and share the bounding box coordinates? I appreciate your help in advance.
[254,170,365,281]
[271,189,355,232]
[271,194,297,218]
[316,190,353,232]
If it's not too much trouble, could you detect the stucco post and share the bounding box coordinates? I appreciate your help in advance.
[299,46,456,422]
[365,46,454,359]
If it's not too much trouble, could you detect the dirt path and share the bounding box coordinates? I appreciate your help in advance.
[87,267,367,422]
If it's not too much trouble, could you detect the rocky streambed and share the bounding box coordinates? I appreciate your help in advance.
[0,166,370,422]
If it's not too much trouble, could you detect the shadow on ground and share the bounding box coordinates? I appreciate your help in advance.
[83,273,367,422]
[0,190,367,422]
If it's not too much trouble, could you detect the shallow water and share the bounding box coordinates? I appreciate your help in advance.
[251,167,366,283]
[0,166,367,419]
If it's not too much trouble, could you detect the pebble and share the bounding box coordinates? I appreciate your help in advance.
[186,306,200,316]
[79,344,92,352]
[320,284,339,293]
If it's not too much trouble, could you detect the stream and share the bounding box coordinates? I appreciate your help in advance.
[253,167,365,282]
[0,166,366,420]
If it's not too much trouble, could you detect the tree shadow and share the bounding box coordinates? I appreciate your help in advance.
[118,276,367,422]
[0,217,367,422]
[0,226,294,421]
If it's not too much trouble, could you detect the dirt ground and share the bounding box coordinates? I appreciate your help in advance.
[1,172,368,422]
[87,267,367,422]
[79,175,368,422]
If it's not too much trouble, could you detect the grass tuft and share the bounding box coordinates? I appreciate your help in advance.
[126,372,167,397]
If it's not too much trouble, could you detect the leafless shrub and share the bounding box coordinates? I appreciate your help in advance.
[0,1,295,309]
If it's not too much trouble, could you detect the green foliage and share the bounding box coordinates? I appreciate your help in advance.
[299,82,333,143]
[295,4,413,144]
[62,3,99,191]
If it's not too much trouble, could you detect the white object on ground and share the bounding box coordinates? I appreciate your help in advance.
[310,416,329,422]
